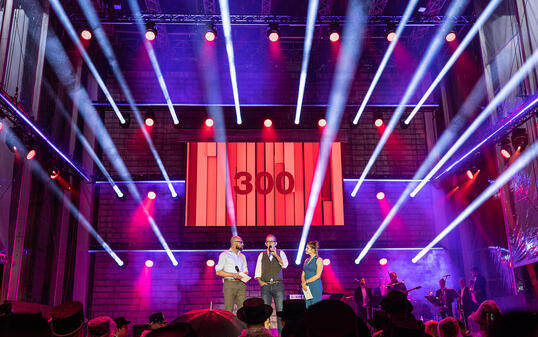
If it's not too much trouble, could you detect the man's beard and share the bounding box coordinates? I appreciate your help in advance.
[237,246,243,251]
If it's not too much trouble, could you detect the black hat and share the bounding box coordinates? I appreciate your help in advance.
[114,317,131,328]
[150,312,165,324]
[237,298,273,325]
[381,291,413,314]
[149,312,165,324]
[50,301,85,336]
[277,299,306,320]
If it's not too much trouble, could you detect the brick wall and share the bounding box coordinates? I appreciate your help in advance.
[89,105,447,327]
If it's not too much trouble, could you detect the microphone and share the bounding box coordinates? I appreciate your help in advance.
[235,266,240,272]
[444,274,451,278]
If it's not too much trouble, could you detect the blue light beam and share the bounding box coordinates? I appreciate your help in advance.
[350,0,470,197]
[126,0,180,125]
[404,0,502,125]
[218,0,242,124]
[352,0,418,124]
[48,0,126,124]
[410,47,538,197]
[78,0,178,198]
[295,0,368,265]
[412,140,538,263]
[294,0,320,124]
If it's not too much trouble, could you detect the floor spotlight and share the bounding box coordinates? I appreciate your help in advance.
[318,118,327,127]
[323,258,331,266]
[374,111,384,128]
[0,120,3,132]
[120,112,131,129]
[263,119,272,128]
[25,149,36,161]
[145,23,157,41]
[376,192,385,200]
[379,258,388,266]
[400,119,410,129]
[173,118,183,129]
[147,191,156,200]
[206,259,215,267]
[267,24,280,42]
[511,128,529,152]
[80,29,92,41]
[205,118,214,127]
[145,259,154,268]
[205,24,217,42]
[445,31,456,42]
[385,24,396,42]
[500,138,512,159]
[50,167,60,180]
[145,111,155,127]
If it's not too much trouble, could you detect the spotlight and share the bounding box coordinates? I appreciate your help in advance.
[120,112,131,129]
[379,258,388,266]
[323,258,331,266]
[374,111,384,127]
[173,118,183,129]
[445,31,456,43]
[0,120,3,132]
[267,24,280,42]
[205,118,214,127]
[318,118,327,127]
[466,170,474,180]
[145,23,157,41]
[511,128,529,152]
[385,24,396,42]
[147,191,156,200]
[50,168,60,180]
[329,31,340,42]
[5,132,17,152]
[145,260,154,268]
[400,119,410,129]
[145,111,155,127]
[80,29,92,41]
[206,259,215,267]
[205,24,217,42]
[376,192,385,200]
[500,138,512,159]
[263,119,272,128]
[25,149,36,161]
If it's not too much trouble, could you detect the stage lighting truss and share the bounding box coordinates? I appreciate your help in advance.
[70,14,473,27]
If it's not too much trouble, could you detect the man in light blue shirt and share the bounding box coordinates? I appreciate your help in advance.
[216,236,249,312]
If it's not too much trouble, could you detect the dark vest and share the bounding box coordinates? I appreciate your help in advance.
[261,251,283,282]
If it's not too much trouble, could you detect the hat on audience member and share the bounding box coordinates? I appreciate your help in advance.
[150,312,166,324]
[88,316,116,337]
[237,298,273,325]
[50,301,85,336]
[113,317,130,329]
[277,299,306,320]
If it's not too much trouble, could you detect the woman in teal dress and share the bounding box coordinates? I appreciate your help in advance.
[301,241,324,308]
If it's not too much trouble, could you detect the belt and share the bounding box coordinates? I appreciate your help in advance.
[224,279,241,282]
[264,280,282,284]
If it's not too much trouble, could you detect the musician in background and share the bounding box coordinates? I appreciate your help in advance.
[354,277,373,321]
[471,267,487,304]
[458,278,474,325]
[387,272,407,294]
[435,279,458,318]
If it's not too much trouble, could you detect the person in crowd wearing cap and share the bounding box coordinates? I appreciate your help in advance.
[379,291,429,337]
[88,316,116,337]
[301,241,323,308]
[50,301,86,337]
[237,298,273,337]
[216,236,249,312]
[470,268,487,305]
[438,317,463,337]
[255,234,288,334]
[278,299,307,337]
[141,312,168,337]
[113,317,130,337]
[469,300,501,337]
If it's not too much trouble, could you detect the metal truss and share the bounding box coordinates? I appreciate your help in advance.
[69,14,474,26]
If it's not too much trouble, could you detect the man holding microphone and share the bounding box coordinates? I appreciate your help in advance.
[255,234,288,334]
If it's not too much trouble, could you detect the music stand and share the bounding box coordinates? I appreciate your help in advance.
[425,295,442,307]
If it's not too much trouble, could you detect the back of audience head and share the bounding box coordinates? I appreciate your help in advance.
[489,312,537,337]
[88,316,116,337]
[438,317,461,337]
[304,300,362,337]
[424,320,439,337]
[469,300,501,334]
[50,301,86,337]
[0,312,52,337]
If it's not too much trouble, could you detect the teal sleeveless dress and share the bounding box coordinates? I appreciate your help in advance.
[303,256,322,308]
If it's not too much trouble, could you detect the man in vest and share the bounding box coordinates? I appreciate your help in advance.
[255,234,289,334]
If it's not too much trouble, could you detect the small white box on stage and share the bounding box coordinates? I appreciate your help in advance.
[289,294,305,300]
